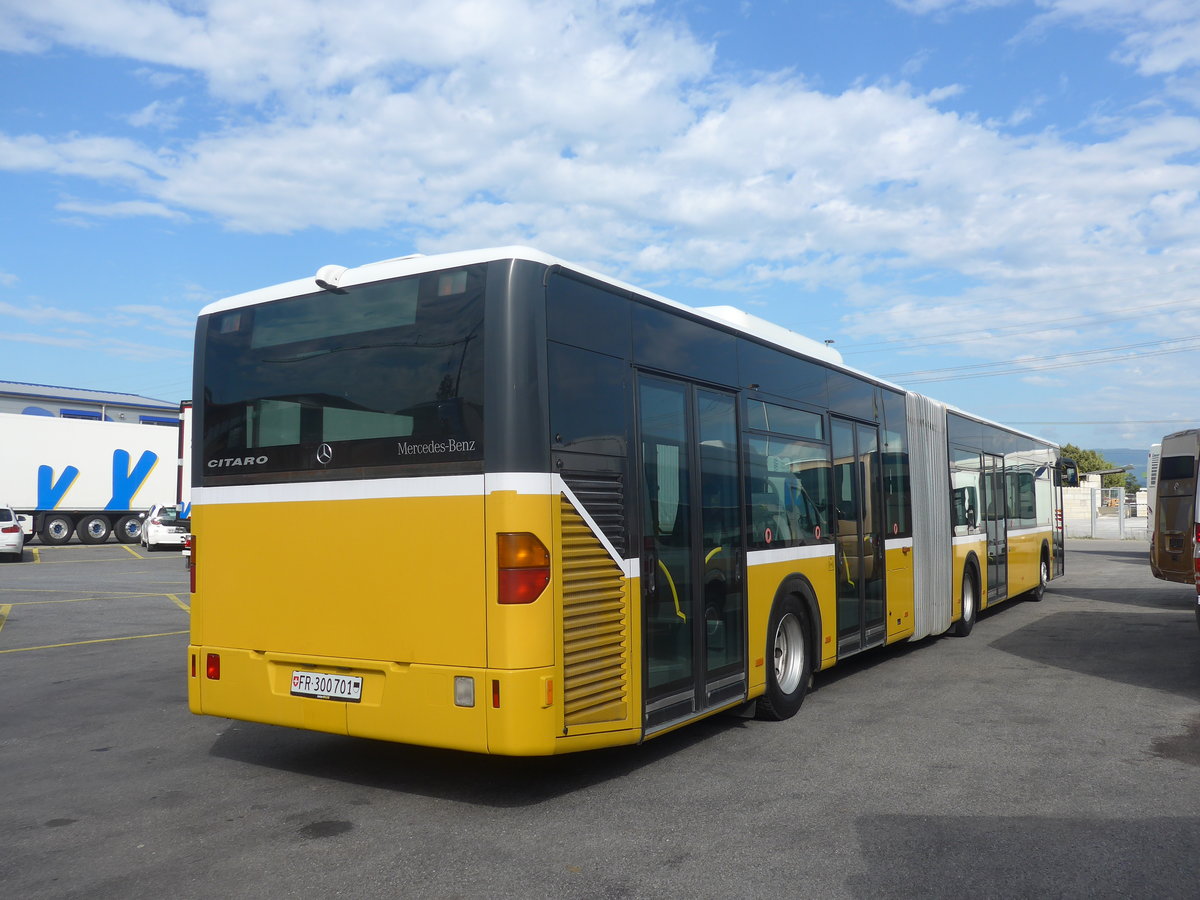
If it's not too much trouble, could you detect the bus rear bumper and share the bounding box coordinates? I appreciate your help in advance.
[187,645,639,755]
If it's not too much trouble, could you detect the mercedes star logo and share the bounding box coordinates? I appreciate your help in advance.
[316,443,333,465]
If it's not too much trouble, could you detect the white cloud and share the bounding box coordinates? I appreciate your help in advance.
[0,329,192,361]
[56,199,189,221]
[126,98,185,130]
[55,199,187,222]
[0,299,98,324]
[1,0,1198,401]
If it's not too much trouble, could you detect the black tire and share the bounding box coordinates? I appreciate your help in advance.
[1028,555,1049,602]
[953,568,978,637]
[76,515,112,545]
[114,515,141,544]
[40,514,74,545]
[756,593,813,721]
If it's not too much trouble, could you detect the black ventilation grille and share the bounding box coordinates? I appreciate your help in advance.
[561,470,626,557]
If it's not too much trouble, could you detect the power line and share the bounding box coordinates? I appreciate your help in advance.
[839,266,1200,353]
[843,294,1200,354]
[884,334,1200,382]
[900,343,1200,383]
[1006,420,1197,425]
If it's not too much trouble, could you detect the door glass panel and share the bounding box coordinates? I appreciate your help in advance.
[857,422,885,633]
[639,379,693,698]
[833,419,861,641]
[834,418,886,651]
[984,454,1007,599]
[697,390,742,680]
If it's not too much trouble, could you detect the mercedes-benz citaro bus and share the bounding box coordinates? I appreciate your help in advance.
[187,247,1075,755]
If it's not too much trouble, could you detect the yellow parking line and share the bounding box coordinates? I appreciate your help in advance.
[29,556,176,565]
[123,545,145,558]
[31,548,40,563]
[167,593,190,612]
[0,588,170,596]
[5,595,166,606]
[0,630,189,654]
[0,604,10,636]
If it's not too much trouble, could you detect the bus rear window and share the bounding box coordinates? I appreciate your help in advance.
[1159,456,1196,481]
[200,265,485,479]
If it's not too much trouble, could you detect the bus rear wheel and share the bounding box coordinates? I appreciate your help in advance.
[757,594,812,721]
[953,569,977,637]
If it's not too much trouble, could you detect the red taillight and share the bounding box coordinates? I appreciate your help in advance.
[497,532,550,604]
[498,568,551,604]
[206,653,220,680]
[0,525,19,534]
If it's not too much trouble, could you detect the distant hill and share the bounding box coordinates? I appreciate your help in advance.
[1096,449,1152,484]
[1097,449,1151,470]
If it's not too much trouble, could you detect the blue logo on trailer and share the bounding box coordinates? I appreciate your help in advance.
[36,450,160,509]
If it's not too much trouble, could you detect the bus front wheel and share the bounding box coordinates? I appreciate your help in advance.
[757,594,812,721]
[1028,556,1049,602]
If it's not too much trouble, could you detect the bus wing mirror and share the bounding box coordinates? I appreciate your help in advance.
[1059,459,1078,487]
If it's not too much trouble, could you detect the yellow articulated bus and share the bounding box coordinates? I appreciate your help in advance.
[187,247,1074,755]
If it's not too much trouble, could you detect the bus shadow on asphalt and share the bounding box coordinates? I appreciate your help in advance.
[207,713,752,806]
[989,608,1200,702]
[1051,583,1199,612]
[847,813,1200,898]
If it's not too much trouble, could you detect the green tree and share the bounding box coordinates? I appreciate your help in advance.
[1059,443,1127,489]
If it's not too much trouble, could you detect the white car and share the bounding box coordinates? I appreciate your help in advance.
[1,504,25,562]
[140,504,189,551]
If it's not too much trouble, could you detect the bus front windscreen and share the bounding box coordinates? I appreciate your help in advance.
[200,264,485,480]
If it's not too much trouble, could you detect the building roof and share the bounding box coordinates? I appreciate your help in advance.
[0,380,179,412]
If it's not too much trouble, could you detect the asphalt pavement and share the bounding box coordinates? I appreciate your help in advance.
[1,539,1197,899]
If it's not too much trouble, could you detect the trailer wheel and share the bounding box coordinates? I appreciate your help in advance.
[77,515,112,544]
[114,515,141,543]
[40,514,74,545]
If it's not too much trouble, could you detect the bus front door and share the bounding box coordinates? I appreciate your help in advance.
[832,418,887,656]
[638,375,746,732]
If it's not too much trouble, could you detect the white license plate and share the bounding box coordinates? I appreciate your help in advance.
[290,670,363,702]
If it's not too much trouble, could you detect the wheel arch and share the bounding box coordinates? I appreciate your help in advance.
[962,550,982,592]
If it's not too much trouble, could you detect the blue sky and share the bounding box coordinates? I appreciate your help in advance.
[2,0,1199,455]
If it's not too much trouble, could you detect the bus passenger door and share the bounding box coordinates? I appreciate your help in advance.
[983,454,1007,602]
[638,375,745,731]
[832,418,887,655]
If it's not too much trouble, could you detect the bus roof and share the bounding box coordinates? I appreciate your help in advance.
[197,246,845,366]
[198,245,1057,450]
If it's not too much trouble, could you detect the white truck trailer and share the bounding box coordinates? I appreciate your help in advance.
[0,412,181,544]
